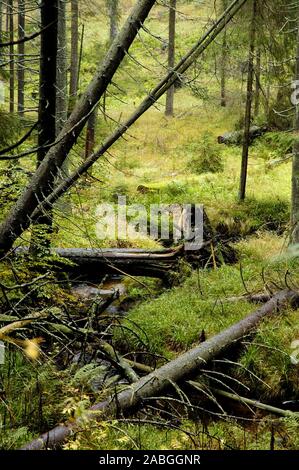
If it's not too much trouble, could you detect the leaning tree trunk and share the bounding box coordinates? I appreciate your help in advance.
[291,9,299,244]
[30,0,58,251]
[69,0,79,112]
[220,0,228,107]
[21,289,299,450]
[165,0,176,117]
[17,0,25,116]
[0,0,157,256]
[8,0,14,114]
[238,0,257,201]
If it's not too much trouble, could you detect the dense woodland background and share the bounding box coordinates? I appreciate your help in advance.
[1,0,299,451]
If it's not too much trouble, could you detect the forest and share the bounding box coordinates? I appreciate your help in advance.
[1,0,299,455]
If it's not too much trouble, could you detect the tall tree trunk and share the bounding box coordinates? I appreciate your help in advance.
[108,0,119,42]
[6,2,9,34]
[17,0,25,116]
[254,47,261,117]
[238,0,257,201]
[291,12,299,244]
[220,0,228,107]
[165,0,176,117]
[56,0,69,182]
[69,0,79,112]
[0,1,2,49]
[56,0,68,136]
[37,1,58,165]
[31,0,58,250]
[8,0,14,114]
[103,0,119,121]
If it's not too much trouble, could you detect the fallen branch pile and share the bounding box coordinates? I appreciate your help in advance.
[21,289,299,450]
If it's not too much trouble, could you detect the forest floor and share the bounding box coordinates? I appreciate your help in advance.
[1,0,299,451]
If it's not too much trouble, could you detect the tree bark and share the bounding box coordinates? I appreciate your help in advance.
[291,10,299,244]
[8,0,14,114]
[21,289,299,450]
[0,0,157,255]
[165,0,176,117]
[85,108,97,161]
[220,0,228,107]
[69,0,79,112]
[56,0,68,136]
[254,47,261,117]
[238,0,257,201]
[30,0,58,251]
[37,0,58,166]
[210,387,299,418]
[56,0,69,182]
[5,2,9,33]
[17,0,25,116]
[107,0,119,42]
[0,1,2,58]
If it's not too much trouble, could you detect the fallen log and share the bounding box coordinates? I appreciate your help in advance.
[15,243,225,282]
[218,126,267,146]
[22,289,299,450]
[225,293,272,304]
[55,247,184,281]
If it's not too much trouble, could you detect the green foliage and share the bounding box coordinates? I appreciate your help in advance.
[0,108,20,148]
[255,132,294,161]
[217,198,290,237]
[0,351,70,448]
[185,133,224,174]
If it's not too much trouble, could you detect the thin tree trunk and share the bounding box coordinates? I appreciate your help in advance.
[17,0,25,116]
[102,0,119,122]
[291,11,299,244]
[238,0,257,201]
[6,2,9,36]
[254,47,261,117]
[220,0,228,107]
[165,0,176,117]
[108,0,119,41]
[209,387,299,418]
[69,0,79,112]
[8,0,14,114]
[21,289,299,450]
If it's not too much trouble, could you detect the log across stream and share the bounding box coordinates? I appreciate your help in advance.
[15,241,231,283]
